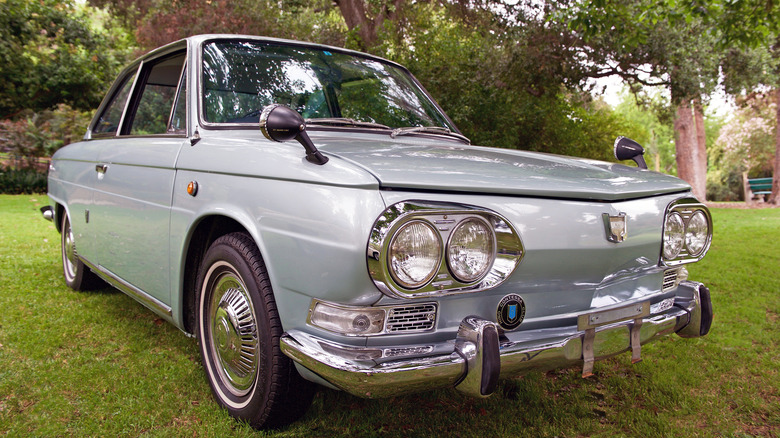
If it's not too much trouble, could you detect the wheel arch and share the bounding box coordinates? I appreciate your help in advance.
[54,203,66,233]
[179,213,261,335]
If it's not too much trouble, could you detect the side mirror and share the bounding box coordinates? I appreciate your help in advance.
[259,104,328,165]
[614,136,647,169]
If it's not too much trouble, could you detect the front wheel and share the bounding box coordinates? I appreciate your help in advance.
[196,232,314,429]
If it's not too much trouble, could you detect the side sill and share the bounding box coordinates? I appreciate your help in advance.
[81,258,174,320]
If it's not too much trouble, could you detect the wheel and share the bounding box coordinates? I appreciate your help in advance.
[196,232,314,429]
[61,214,102,291]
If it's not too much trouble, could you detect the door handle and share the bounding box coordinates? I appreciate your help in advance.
[95,164,108,174]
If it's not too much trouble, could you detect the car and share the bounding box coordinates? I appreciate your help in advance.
[42,34,714,429]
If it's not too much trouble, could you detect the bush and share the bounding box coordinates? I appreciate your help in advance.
[0,166,48,194]
[0,105,91,167]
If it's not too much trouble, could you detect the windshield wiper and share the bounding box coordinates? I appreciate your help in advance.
[390,126,470,144]
[305,118,391,130]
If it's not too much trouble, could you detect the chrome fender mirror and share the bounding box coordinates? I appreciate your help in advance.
[259,104,328,165]
[614,136,647,169]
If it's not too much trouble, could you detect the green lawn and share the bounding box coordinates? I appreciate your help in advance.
[1,194,778,437]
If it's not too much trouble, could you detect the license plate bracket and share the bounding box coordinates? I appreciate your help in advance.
[579,301,650,378]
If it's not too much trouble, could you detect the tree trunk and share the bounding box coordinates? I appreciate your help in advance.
[674,100,706,200]
[771,88,780,205]
[334,0,405,50]
[334,0,376,49]
[693,98,708,201]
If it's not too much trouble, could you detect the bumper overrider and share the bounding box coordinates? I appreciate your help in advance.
[281,281,713,399]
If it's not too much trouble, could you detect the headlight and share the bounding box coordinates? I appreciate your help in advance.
[447,218,495,283]
[685,210,709,256]
[663,212,685,259]
[388,220,442,289]
[662,199,712,265]
[367,201,524,299]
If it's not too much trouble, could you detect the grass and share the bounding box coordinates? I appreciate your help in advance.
[1,194,778,437]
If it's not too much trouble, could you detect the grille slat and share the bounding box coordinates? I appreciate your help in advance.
[386,304,436,333]
[383,346,434,357]
[662,269,678,292]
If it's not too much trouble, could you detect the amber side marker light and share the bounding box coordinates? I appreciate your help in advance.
[187,181,198,196]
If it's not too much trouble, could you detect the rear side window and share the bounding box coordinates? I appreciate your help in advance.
[129,53,186,135]
[93,72,136,136]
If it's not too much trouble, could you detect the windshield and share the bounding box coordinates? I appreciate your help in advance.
[201,40,456,130]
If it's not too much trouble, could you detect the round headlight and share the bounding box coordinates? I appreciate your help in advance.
[685,210,709,256]
[388,220,442,289]
[663,212,685,260]
[447,218,495,283]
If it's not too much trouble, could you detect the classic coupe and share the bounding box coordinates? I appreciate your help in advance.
[43,34,713,429]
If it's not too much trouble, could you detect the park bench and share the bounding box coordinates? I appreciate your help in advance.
[744,176,774,202]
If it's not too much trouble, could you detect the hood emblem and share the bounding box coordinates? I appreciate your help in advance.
[603,212,627,243]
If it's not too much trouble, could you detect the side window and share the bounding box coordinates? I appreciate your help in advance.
[128,53,186,135]
[93,71,136,135]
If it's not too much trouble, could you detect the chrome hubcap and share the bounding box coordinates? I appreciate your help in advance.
[208,271,259,396]
[63,222,78,280]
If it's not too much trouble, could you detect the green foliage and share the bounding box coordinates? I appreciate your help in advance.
[1,195,778,435]
[562,0,722,103]
[0,166,48,194]
[0,105,92,166]
[614,90,677,174]
[0,0,134,117]
[372,3,627,161]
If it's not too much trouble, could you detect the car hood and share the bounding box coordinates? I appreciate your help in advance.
[316,135,690,201]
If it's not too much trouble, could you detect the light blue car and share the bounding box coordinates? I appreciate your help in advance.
[43,35,714,429]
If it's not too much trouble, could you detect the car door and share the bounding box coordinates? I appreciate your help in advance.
[92,51,188,306]
[53,67,139,267]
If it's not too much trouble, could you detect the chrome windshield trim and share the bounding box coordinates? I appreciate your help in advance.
[390,126,470,144]
[195,37,460,134]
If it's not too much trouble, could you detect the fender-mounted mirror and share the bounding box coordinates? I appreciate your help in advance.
[259,104,329,165]
[614,136,647,169]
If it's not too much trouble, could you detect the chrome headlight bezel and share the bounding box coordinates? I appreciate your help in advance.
[367,201,524,299]
[661,198,713,266]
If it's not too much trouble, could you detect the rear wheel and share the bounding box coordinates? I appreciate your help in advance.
[196,232,314,429]
[61,214,102,291]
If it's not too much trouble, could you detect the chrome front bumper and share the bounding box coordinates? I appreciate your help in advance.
[280,282,712,399]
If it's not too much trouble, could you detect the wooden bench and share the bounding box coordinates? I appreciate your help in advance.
[744,176,773,202]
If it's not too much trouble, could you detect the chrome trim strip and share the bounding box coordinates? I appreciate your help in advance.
[281,284,704,399]
[367,200,524,299]
[81,258,173,318]
[661,198,713,266]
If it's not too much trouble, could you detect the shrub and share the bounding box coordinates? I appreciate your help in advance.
[0,166,48,194]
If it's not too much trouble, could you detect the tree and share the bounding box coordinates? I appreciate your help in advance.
[91,0,348,51]
[561,0,727,200]
[0,0,132,117]
[715,1,780,204]
[372,1,631,160]
[334,0,405,51]
[710,92,776,200]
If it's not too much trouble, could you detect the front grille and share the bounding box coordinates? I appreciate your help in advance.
[662,269,678,292]
[383,346,434,357]
[386,304,437,333]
